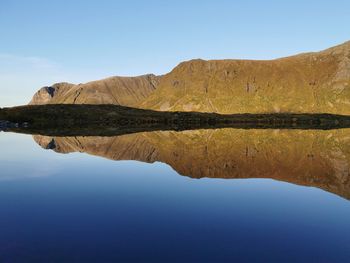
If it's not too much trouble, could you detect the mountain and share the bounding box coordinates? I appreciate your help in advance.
[30,41,350,114]
[143,41,350,114]
[29,74,160,106]
[33,128,350,200]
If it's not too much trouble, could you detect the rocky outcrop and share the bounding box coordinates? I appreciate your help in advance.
[33,128,350,200]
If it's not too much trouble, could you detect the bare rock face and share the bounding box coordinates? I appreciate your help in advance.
[29,74,161,107]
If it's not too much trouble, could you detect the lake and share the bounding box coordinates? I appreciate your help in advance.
[1,128,350,262]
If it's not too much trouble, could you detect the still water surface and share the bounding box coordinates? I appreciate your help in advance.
[0,129,350,262]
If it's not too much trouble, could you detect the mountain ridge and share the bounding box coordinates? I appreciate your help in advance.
[30,74,160,106]
[30,41,350,114]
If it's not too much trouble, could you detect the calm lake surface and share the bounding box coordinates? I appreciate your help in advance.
[1,128,350,262]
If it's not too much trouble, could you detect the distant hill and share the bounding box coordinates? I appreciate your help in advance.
[30,41,350,114]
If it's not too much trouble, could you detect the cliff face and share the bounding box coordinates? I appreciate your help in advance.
[29,41,350,114]
[29,74,161,106]
[33,128,350,200]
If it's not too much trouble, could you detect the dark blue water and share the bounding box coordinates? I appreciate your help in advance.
[0,132,350,262]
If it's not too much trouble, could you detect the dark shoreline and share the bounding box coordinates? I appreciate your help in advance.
[1,104,350,136]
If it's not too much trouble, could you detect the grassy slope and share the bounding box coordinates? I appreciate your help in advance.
[142,41,350,114]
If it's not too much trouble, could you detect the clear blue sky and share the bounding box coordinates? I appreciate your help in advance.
[0,0,349,106]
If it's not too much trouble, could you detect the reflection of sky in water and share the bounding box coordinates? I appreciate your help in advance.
[0,132,350,262]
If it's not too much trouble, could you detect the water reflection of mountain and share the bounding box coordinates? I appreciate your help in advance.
[33,129,350,200]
